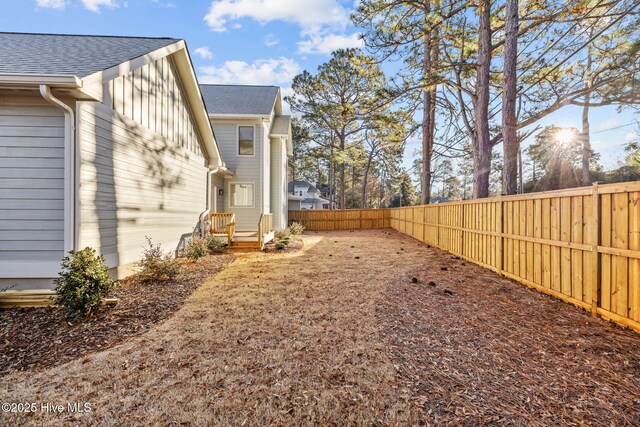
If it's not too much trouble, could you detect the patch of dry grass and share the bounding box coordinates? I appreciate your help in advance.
[0,230,422,425]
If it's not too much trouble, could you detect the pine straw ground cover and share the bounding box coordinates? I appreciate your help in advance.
[1,229,639,426]
[0,253,234,375]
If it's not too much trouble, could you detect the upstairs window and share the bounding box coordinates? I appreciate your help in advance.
[238,126,254,155]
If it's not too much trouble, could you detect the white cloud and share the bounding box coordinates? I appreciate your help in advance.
[204,0,349,33]
[624,131,639,143]
[264,33,279,47]
[297,32,363,54]
[81,0,119,12]
[199,57,300,86]
[150,0,175,7]
[203,0,358,55]
[35,0,67,8]
[195,46,214,60]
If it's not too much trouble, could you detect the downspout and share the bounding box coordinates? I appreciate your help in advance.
[40,85,76,253]
[198,167,218,237]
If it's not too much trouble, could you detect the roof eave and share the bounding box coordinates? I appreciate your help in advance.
[0,73,101,100]
[0,73,81,86]
[208,113,270,120]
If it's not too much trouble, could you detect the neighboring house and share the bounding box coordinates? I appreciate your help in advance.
[0,32,226,290]
[288,181,330,210]
[200,85,292,236]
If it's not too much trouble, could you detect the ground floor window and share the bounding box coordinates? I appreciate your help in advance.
[230,183,254,207]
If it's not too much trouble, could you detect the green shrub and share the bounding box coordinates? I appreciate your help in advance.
[53,248,118,318]
[275,242,286,250]
[280,237,290,245]
[136,237,180,283]
[288,222,305,235]
[274,228,290,240]
[207,236,226,254]
[184,235,208,261]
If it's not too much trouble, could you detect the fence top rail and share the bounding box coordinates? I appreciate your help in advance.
[289,208,392,213]
[390,180,640,209]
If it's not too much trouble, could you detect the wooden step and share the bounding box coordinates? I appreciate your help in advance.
[227,242,262,252]
[230,241,260,246]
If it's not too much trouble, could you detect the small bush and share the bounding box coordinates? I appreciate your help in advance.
[280,237,290,245]
[53,248,118,318]
[136,237,180,283]
[274,228,290,240]
[275,242,286,250]
[288,222,305,235]
[207,236,226,254]
[184,235,208,261]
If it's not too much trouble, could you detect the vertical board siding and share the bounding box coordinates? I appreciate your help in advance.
[289,181,640,333]
[107,56,204,158]
[0,105,65,266]
[78,101,207,269]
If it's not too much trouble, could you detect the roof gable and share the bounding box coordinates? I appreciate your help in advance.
[0,32,179,77]
[200,84,279,116]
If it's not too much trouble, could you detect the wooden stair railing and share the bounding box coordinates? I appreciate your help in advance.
[227,214,236,244]
[258,213,274,249]
[210,213,235,243]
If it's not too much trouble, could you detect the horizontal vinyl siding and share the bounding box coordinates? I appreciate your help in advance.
[212,120,262,230]
[78,101,207,270]
[0,105,65,274]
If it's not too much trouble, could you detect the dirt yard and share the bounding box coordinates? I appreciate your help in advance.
[1,229,639,425]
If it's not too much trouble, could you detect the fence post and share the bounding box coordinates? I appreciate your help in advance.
[436,204,441,247]
[590,182,601,317]
[459,203,464,256]
[498,197,504,274]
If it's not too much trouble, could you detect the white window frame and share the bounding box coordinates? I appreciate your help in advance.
[229,182,255,208]
[237,125,255,157]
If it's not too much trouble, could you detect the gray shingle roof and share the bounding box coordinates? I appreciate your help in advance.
[0,32,179,77]
[288,180,319,194]
[200,84,279,116]
[270,115,291,136]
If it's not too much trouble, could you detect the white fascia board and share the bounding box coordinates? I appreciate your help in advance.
[209,113,270,120]
[0,74,102,101]
[0,73,81,87]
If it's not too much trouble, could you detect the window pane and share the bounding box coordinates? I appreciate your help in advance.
[238,126,254,155]
[231,184,254,207]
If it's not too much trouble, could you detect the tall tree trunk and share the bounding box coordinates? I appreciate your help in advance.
[502,0,519,195]
[328,144,334,210]
[339,134,346,209]
[582,41,593,186]
[421,20,433,204]
[473,0,492,199]
[361,149,375,208]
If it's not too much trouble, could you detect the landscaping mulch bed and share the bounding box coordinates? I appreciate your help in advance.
[0,253,233,375]
[378,245,640,425]
[263,235,304,253]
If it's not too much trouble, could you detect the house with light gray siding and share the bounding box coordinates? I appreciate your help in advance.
[200,84,292,238]
[0,33,291,295]
[0,32,228,291]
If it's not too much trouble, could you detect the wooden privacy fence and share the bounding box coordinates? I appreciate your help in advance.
[289,208,391,230]
[289,181,640,333]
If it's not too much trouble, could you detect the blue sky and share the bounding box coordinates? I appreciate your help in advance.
[1,0,636,172]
